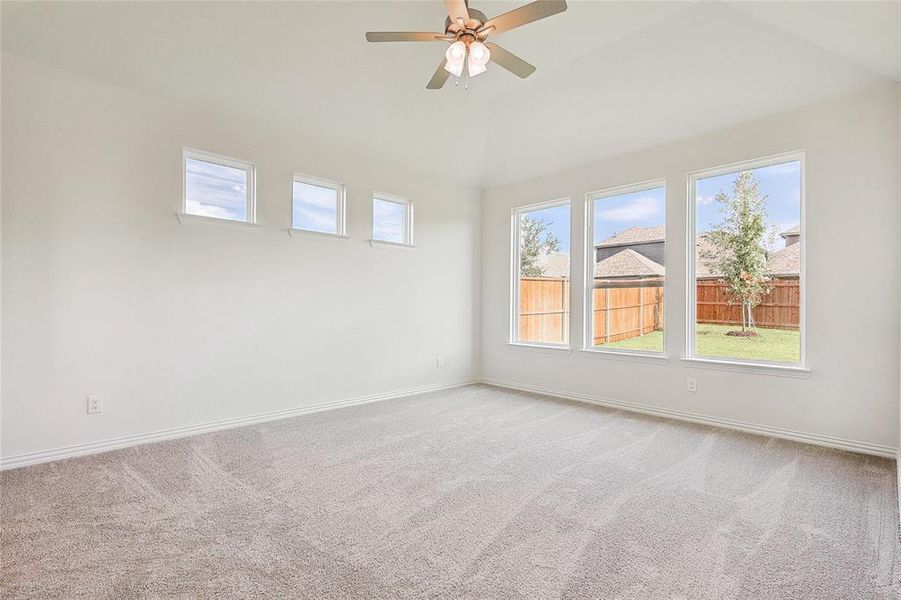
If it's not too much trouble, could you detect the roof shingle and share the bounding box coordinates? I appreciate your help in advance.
[596,225,665,248]
[766,242,800,276]
[595,249,665,279]
[533,251,570,278]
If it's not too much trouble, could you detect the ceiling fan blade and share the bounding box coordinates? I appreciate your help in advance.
[485,43,536,78]
[365,32,450,42]
[480,0,567,35]
[427,58,451,89]
[444,0,470,23]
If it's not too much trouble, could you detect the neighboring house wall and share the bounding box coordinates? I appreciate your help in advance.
[596,241,666,267]
[482,85,900,453]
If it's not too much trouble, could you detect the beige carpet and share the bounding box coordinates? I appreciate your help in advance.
[2,384,900,599]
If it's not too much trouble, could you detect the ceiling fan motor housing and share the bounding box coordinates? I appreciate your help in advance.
[445,7,488,44]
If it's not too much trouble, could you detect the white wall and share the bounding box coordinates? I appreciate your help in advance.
[3,53,899,466]
[482,85,900,454]
[896,81,901,502]
[1,54,481,460]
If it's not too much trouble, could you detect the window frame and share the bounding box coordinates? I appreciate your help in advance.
[370,192,414,247]
[181,148,256,224]
[583,179,668,358]
[509,197,572,349]
[685,150,807,372]
[290,172,347,238]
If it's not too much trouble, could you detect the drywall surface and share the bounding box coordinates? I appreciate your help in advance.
[892,78,901,512]
[1,54,481,459]
[482,86,900,453]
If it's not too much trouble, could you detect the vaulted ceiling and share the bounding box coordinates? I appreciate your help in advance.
[3,1,899,187]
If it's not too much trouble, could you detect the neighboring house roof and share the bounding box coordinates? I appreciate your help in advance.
[697,233,800,278]
[695,234,722,279]
[531,226,800,280]
[767,242,801,276]
[595,249,665,279]
[533,251,570,278]
[780,224,800,237]
[596,225,666,248]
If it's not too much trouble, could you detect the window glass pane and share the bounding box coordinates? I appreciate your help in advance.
[694,160,801,363]
[591,186,666,352]
[373,198,407,243]
[293,181,339,234]
[516,203,570,345]
[185,157,248,222]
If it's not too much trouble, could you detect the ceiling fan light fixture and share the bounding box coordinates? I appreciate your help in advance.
[469,41,490,66]
[444,59,464,77]
[444,40,466,77]
[445,40,466,63]
[365,0,568,89]
[467,57,487,77]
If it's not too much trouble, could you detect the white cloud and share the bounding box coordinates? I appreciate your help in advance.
[697,193,716,206]
[598,196,661,221]
[185,199,240,220]
[373,200,405,242]
[294,204,337,233]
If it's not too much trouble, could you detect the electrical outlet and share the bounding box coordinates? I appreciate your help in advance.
[436,357,444,369]
[87,395,104,414]
[686,378,697,393]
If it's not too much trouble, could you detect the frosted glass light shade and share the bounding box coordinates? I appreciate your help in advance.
[444,59,464,77]
[469,41,490,66]
[467,58,487,77]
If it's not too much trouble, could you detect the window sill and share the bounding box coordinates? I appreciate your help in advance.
[368,239,415,251]
[506,342,572,354]
[577,349,669,365]
[288,229,349,243]
[176,213,260,231]
[680,357,810,379]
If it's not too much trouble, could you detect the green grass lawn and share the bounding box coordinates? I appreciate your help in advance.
[600,324,800,363]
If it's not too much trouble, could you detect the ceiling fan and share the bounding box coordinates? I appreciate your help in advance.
[365,0,567,89]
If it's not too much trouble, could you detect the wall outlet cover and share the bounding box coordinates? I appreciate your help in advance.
[87,395,104,414]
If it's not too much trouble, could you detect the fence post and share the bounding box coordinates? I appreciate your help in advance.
[560,278,566,344]
[604,288,610,344]
[638,288,644,337]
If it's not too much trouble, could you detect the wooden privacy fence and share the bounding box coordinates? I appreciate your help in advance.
[518,277,570,344]
[696,278,799,330]
[593,285,664,345]
[518,277,665,345]
[519,276,800,345]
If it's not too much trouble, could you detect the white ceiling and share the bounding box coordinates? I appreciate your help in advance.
[3,1,899,187]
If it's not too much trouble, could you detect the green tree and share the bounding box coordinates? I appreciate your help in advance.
[703,171,775,333]
[520,215,561,277]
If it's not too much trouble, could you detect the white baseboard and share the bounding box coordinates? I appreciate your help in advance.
[0,378,479,471]
[481,377,897,458]
[4,376,894,470]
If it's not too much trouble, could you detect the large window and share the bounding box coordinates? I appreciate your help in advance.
[586,182,666,354]
[688,153,804,365]
[512,199,571,346]
[292,174,345,236]
[183,149,255,223]
[372,194,413,245]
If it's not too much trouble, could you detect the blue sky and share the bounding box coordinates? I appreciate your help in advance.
[373,198,406,242]
[293,181,338,233]
[525,204,571,253]
[696,161,801,250]
[593,187,666,244]
[185,158,248,221]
